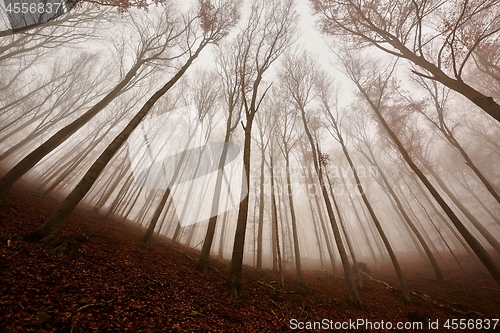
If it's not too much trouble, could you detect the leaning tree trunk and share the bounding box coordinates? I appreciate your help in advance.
[143,131,204,244]
[36,116,119,194]
[325,172,363,289]
[408,173,485,271]
[444,131,500,205]
[24,42,208,242]
[339,170,380,270]
[305,157,338,276]
[408,183,470,280]
[424,164,500,255]
[459,180,500,227]
[284,149,302,282]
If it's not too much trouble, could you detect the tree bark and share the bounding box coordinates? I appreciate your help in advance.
[284,149,302,281]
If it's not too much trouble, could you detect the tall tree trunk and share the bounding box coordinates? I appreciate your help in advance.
[143,186,174,243]
[307,160,338,276]
[408,173,485,271]
[445,133,500,205]
[424,164,500,255]
[408,184,470,280]
[269,152,285,286]
[308,199,325,272]
[142,120,203,243]
[256,142,266,271]
[36,118,117,193]
[226,111,255,297]
[326,173,363,289]
[284,150,302,281]
[418,81,500,206]
[459,180,500,227]
[104,172,135,220]
[218,211,229,259]
[339,170,380,270]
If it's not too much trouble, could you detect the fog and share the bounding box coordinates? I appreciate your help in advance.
[1,0,500,308]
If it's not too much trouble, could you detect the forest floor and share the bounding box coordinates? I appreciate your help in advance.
[1,183,500,332]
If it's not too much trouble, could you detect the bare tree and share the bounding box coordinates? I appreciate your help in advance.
[350,113,445,284]
[226,0,297,298]
[312,0,500,123]
[273,93,303,282]
[317,71,413,301]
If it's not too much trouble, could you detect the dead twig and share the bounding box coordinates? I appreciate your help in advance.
[171,247,197,262]
[146,277,169,287]
[65,298,115,322]
[360,271,398,292]
[258,281,275,290]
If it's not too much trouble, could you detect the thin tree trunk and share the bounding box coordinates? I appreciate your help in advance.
[460,181,500,227]
[425,165,500,255]
[299,115,363,309]
[326,173,363,289]
[269,153,285,287]
[339,171,380,270]
[308,199,325,272]
[366,148,444,283]
[284,150,302,281]
[256,142,266,271]
[218,211,229,259]
[303,144,339,276]
[408,173,484,271]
